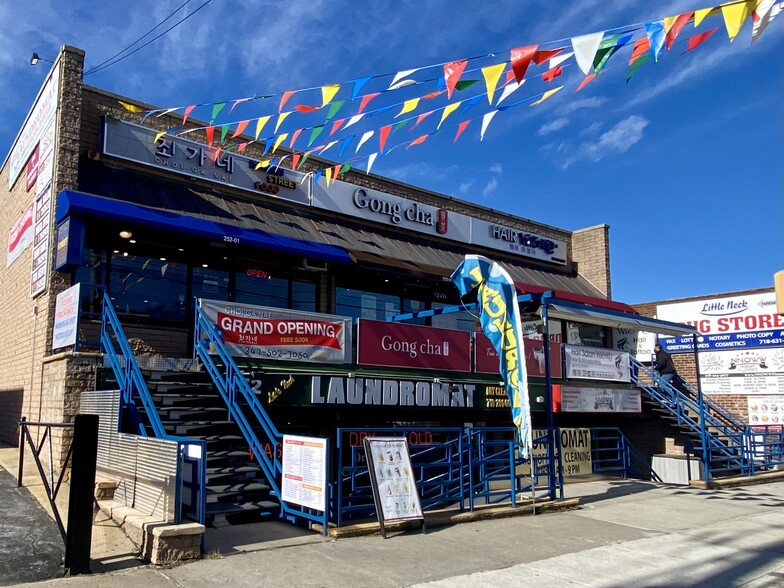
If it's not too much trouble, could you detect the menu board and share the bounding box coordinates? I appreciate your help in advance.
[748,396,784,427]
[364,437,424,537]
[281,435,328,511]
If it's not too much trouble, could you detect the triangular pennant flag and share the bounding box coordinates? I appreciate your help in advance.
[444,59,468,99]
[330,119,345,135]
[154,131,167,144]
[231,120,250,138]
[340,163,352,175]
[325,167,333,186]
[393,120,409,133]
[665,12,694,49]
[155,106,180,118]
[338,135,355,157]
[459,95,483,116]
[220,124,230,144]
[576,73,596,92]
[481,63,506,105]
[291,153,301,170]
[294,105,320,113]
[378,125,392,154]
[359,93,380,113]
[752,0,782,43]
[480,110,499,141]
[210,102,225,123]
[255,116,271,140]
[289,128,303,149]
[684,27,719,53]
[274,111,291,133]
[366,152,379,175]
[645,20,667,62]
[356,130,374,152]
[407,135,428,149]
[629,37,651,64]
[229,97,251,112]
[593,34,632,73]
[118,100,143,113]
[542,66,562,83]
[722,0,756,41]
[333,164,342,180]
[626,53,652,82]
[313,169,323,184]
[319,140,339,155]
[389,68,421,88]
[213,146,222,162]
[549,51,573,69]
[205,126,215,147]
[453,120,470,143]
[325,100,344,121]
[438,102,462,130]
[532,47,562,65]
[455,79,479,91]
[411,110,434,130]
[343,114,366,130]
[237,142,248,153]
[396,98,421,118]
[321,84,340,107]
[571,32,604,74]
[300,151,313,167]
[694,8,713,27]
[272,134,288,153]
[530,86,563,106]
[389,79,418,91]
[422,90,446,100]
[181,104,196,125]
[279,90,295,112]
[352,77,371,100]
[307,125,324,147]
[496,80,524,106]
[510,45,538,82]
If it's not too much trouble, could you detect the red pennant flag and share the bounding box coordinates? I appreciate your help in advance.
[205,126,215,147]
[359,92,380,113]
[213,146,222,162]
[294,104,320,113]
[291,152,301,170]
[289,128,303,149]
[575,73,596,92]
[453,120,470,143]
[444,59,468,99]
[411,111,434,131]
[629,37,651,65]
[532,48,563,65]
[237,142,248,153]
[231,120,250,138]
[333,164,342,179]
[684,27,719,53]
[422,90,446,100]
[407,135,428,149]
[279,91,295,112]
[665,12,694,49]
[542,66,563,83]
[510,45,537,82]
[330,119,345,136]
[379,125,392,154]
[182,104,196,126]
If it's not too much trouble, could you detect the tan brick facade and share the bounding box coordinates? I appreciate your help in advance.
[571,224,611,298]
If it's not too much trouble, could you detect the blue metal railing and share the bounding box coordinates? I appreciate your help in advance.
[192,302,329,533]
[591,427,662,482]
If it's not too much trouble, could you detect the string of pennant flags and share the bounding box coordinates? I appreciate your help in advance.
[119,0,782,185]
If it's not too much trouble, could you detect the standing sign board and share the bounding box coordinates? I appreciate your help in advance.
[363,437,424,538]
[281,435,328,512]
[52,283,81,350]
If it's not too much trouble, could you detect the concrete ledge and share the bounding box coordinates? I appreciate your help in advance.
[96,499,204,565]
[690,469,784,489]
[316,498,580,538]
[95,480,117,500]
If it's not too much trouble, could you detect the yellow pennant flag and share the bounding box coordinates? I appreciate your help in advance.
[272,134,289,153]
[530,86,564,106]
[396,98,420,118]
[721,0,757,41]
[118,100,143,113]
[255,116,271,140]
[694,7,713,27]
[325,167,333,186]
[322,84,340,107]
[437,102,462,130]
[481,63,506,105]
[663,15,679,32]
[274,111,291,133]
[255,159,271,170]
[319,140,338,154]
[154,131,167,144]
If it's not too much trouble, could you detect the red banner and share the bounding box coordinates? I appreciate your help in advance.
[475,333,562,378]
[357,319,471,372]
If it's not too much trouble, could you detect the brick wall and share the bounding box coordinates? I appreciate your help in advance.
[571,224,611,297]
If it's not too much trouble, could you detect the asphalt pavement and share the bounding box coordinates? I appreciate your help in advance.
[8,478,784,588]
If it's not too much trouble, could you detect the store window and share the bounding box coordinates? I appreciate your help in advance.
[235,269,316,312]
[431,301,476,332]
[565,322,607,347]
[108,253,187,321]
[192,266,229,303]
[336,287,400,321]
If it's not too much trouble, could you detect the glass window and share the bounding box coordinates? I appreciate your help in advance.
[108,253,187,321]
[291,279,316,312]
[192,266,230,303]
[565,322,607,347]
[402,298,427,325]
[235,269,315,311]
[336,287,400,321]
[431,302,477,332]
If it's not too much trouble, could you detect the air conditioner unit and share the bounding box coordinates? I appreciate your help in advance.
[302,258,329,272]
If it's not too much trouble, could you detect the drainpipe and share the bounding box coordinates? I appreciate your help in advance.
[541,293,558,500]
[693,333,709,483]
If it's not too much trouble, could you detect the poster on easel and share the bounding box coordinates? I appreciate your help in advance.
[363,437,424,538]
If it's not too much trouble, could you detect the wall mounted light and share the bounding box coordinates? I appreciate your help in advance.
[119,230,133,239]
[30,52,54,66]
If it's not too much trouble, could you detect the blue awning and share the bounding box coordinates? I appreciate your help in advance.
[56,190,353,264]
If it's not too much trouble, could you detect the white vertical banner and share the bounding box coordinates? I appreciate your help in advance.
[51,283,81,350]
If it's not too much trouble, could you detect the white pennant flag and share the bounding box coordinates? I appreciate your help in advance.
[366,152,379,175]
[571,32,604,75]
[389,68,422,89]
[343,114,366,130]
[356,130,375,153]
[550,51,574,69]
[752,0,782,43]
[480,110,499,141]
[496,80,524,106]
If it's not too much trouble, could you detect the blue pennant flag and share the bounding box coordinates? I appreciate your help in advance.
[451,255,532,459]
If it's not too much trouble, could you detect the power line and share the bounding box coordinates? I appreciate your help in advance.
[84,0,214,77]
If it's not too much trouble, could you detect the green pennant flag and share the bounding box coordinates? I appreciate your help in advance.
[220,124,230,144]
[210,102,226,123]
[300,151,312,167]
[393,120,409,133]
[340,163,352,174]
[455,79,479,91]
[325,100,345,121]
[626,53,652,83]
[307,125,325,147]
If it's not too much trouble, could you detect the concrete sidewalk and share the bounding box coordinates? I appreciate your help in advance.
[9,478,784,588]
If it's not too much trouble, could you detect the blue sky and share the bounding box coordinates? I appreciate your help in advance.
[1,0,781,304]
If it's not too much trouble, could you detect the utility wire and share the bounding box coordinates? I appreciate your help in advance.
[84,0,213,77]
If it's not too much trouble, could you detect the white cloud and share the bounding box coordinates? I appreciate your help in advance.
[560,115,649,168]
[489,163,503,174]
[537,117,570,135]
[557,96,606,115]
[482,177,499,196]
[457,180,474,194]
